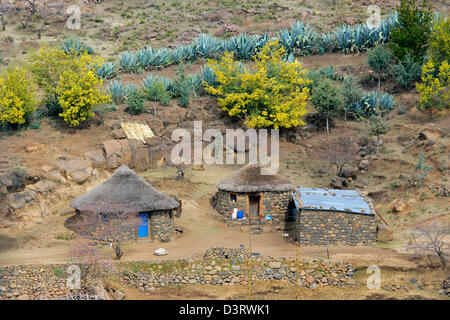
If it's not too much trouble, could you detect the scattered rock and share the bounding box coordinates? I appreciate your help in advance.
[111,128,126,139]
[269,261,281,269]
[340,166,359,179]
[84,150,106,168]
[6,193,26,210]
[56,159,93,184]
[27,180,56,195]
[359,159,370,170]
[154,248,168,256]
[418,128,442,141]
[376,223,393,242]
[393,200,406,213]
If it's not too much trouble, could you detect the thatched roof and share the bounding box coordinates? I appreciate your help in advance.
[216,164,294,193]
[70,165,179,213]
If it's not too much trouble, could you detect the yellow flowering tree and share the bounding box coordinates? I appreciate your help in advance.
[205,40,311,129]
[0,68,37,126]
[416,18,449,120]
[29,47,109,127]
[429,17,449,64]
[416,60,450,119]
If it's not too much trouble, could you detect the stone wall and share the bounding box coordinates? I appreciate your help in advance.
[214,190,292,231]
[0,257,359,299]
[296,209,376,246]
[150,210,174,242]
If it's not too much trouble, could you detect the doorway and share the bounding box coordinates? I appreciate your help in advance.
[138,213,149,238]
[248,195,261,218]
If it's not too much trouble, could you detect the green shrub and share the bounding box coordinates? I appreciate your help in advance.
[125,90,145,115]
[391,54,422,88]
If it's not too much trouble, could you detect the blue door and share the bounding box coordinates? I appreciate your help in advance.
[138,213,149,238]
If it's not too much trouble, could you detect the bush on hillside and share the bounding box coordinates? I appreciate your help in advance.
[0,69,37,126]
[29,47,110,126]
[205,40,311,129]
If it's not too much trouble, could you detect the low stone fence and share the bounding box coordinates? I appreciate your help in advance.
[0,264,106,300]
[0,257,355,299]
[119,258,356,293]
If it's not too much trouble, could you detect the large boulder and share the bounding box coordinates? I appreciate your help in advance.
[103,139,151,171]
[159,106,187,125]
[359,159,370,170]
[340,166,359,179]
[103,139,123,169]
[84,149,106,168]
[418,128,443,141]
[27,180,57,195]
[377,224,393,242]
[147,118,166,137]
[330,176,346,189]
[56,159,93,184]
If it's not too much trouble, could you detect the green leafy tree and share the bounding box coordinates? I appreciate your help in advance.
[311,78,343,135]
[389,0,433,62]
[367,45,393,90]
[369,115,389,154]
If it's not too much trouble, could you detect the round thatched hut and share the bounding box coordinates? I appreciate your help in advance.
[214,164,295,228]
[70,165,181,242]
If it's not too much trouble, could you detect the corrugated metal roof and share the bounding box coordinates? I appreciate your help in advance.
[292,188,374,215]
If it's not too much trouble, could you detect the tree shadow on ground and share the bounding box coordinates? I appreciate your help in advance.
[0,233,18,252]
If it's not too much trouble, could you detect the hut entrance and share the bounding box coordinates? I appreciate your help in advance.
[248,195,260,218]
[138,213,149,238]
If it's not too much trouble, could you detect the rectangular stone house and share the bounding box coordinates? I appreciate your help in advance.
[293,188,377,246]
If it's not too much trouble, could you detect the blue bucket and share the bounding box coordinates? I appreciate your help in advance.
[237,211,244,219]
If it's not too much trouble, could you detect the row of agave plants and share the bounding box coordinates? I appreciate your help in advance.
[105,63,396,119]
[105,65,217,103]
[96,11,399,76]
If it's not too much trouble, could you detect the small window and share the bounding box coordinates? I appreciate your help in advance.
[229,193,237,203]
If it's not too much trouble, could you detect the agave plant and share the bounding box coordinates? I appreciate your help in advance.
[291,21,318,54]
[123,84,138,97]
[200,65,217,86]
[278,28,296,52]
[151,48,173,67]
[96,62,117,79]
[172,44,196,63]
[255,33,270,51]
[118,51,139,72]
[61,36,92,55]
[334,25,354,53]
[194,34,222,58]
[321,33,335,52]
[136,47,155,69]
[106,79,125,103]
[226,34,257,60]
[378,92,396,111]
[141,74,171,92]
[187,74,202,92]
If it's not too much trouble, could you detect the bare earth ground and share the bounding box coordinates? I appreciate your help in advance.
[0,0,449,300]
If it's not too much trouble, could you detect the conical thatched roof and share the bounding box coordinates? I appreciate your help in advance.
[216,164,294,193]
[70,165,179,213]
